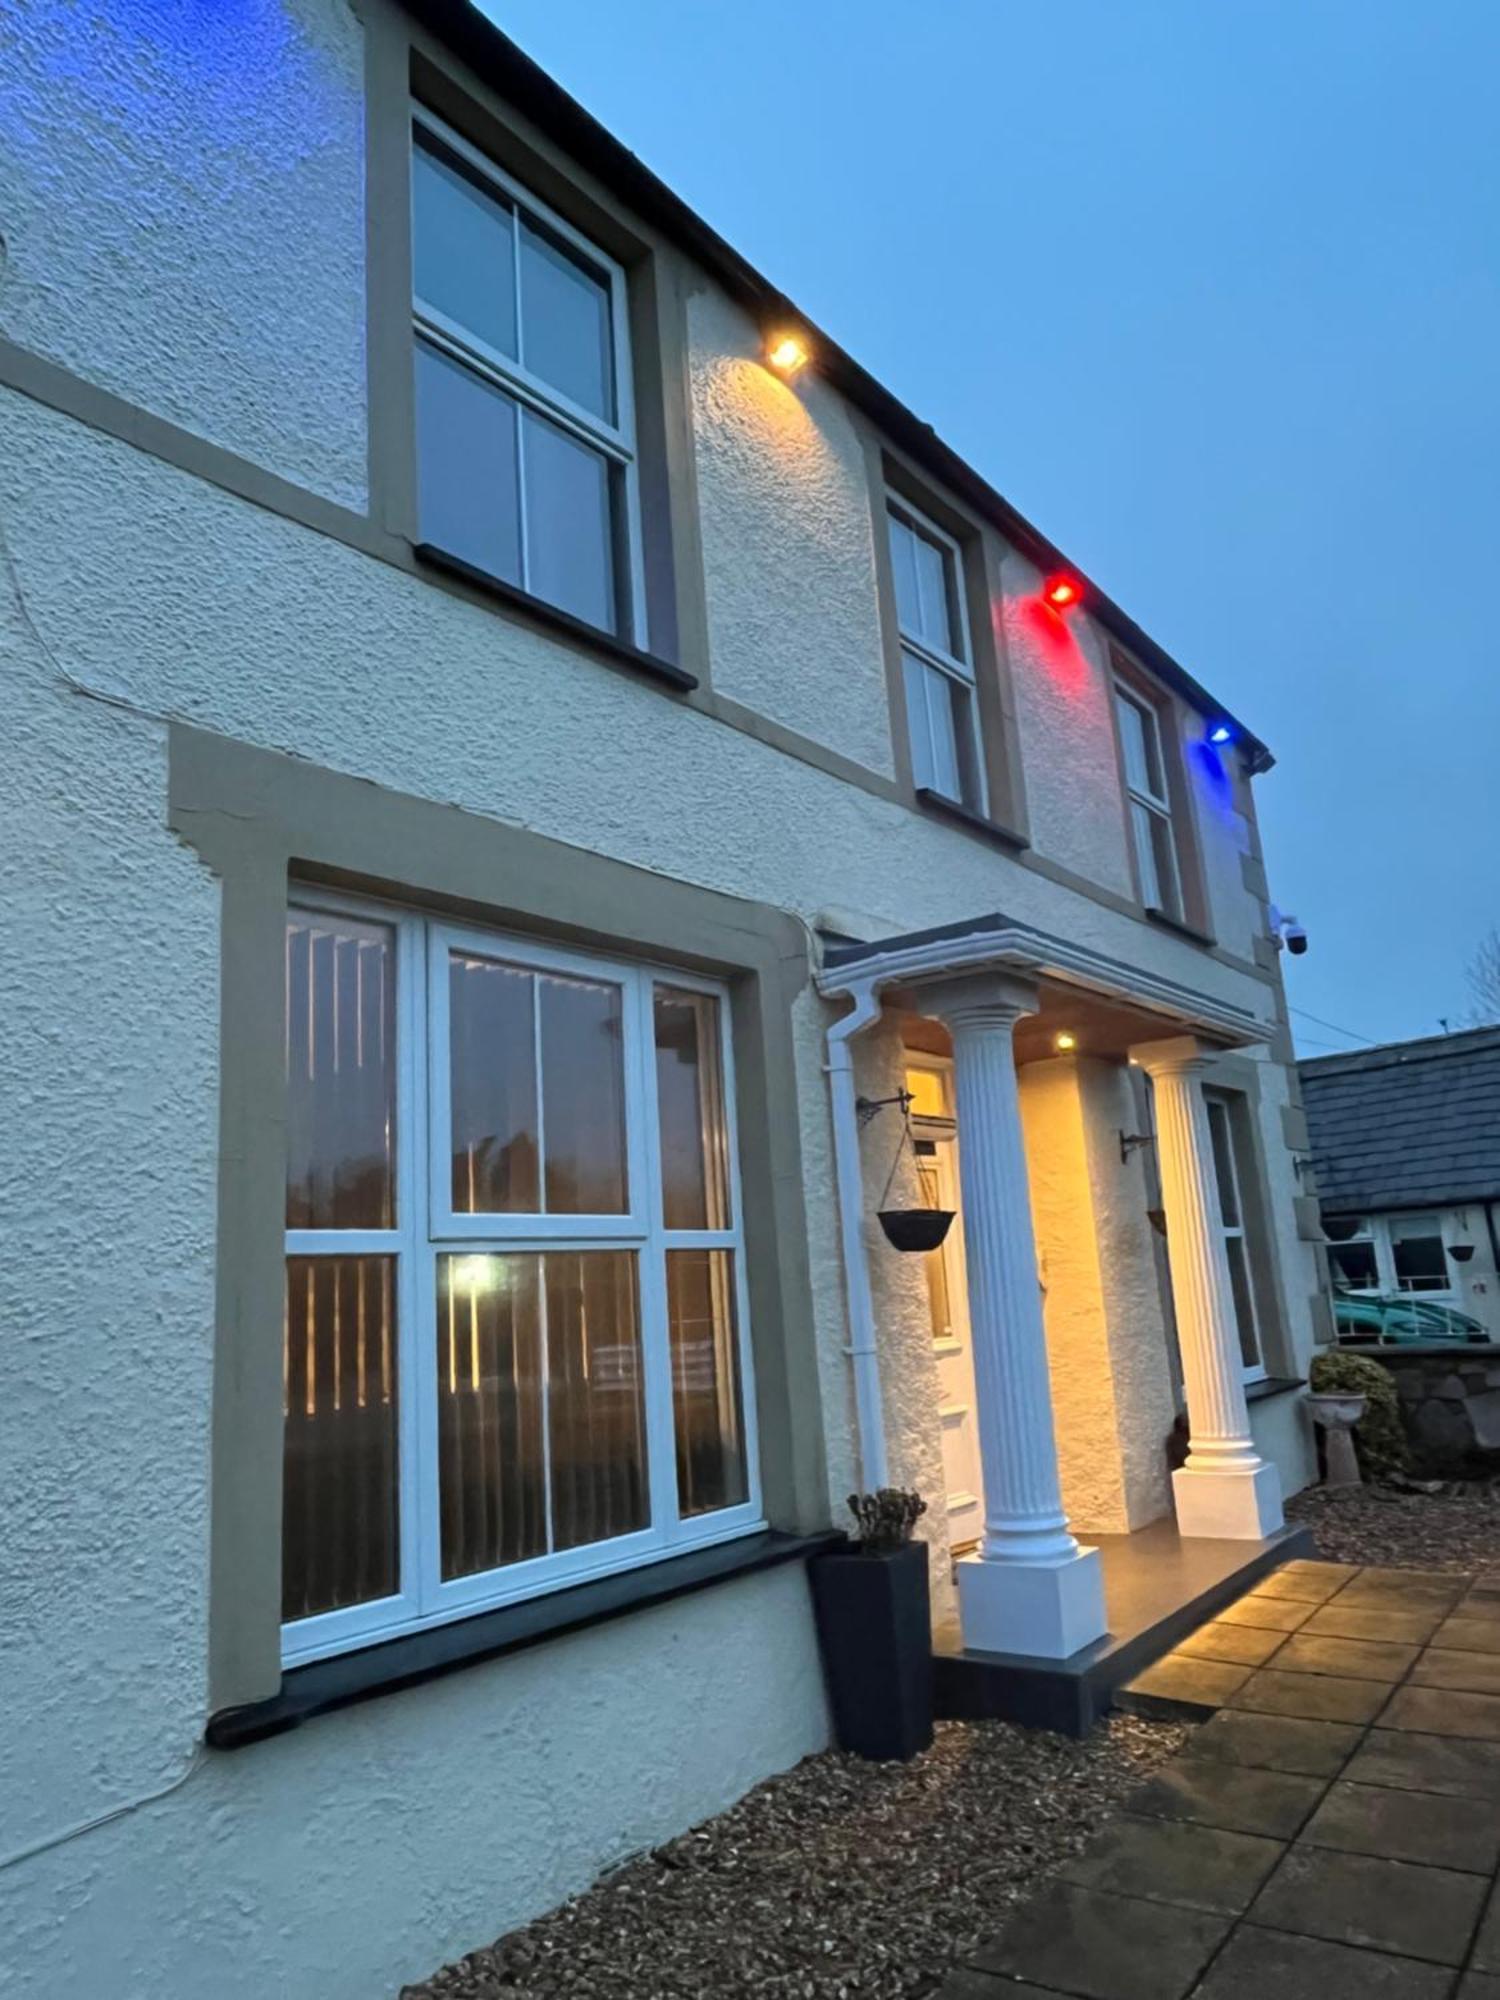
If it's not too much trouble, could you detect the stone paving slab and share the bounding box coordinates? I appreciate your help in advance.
[1344,1728,1500,1799]
[960,1561,1500,2000]
[1226,1667,1391,1724]
[1174,1620,1289,1666]
[1414,1650,1500,1695]
[1304,1602,1446,1643]
[968,1880,1231,2000]
[1126,1758,1328,1839]
[1271,1632,1421,1681]
[1300,1779,1500,1872]
[1246,1845,1487,1963]
[1186,1709,1363,1775]
[1380,1685,1500,1739]
[1056,1813,1283,1914]
[1193,1926,1455,2000]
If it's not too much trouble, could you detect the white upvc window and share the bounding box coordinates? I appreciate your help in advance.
[1327,1213,1453,1298]
[410,106,647,642]
[1115,684,1184,919]
[282,894,760,1666]
[1204,1091,1267,1382]
[886,496,987,812]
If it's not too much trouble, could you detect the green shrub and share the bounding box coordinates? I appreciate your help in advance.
[1309,1349,1410,1480]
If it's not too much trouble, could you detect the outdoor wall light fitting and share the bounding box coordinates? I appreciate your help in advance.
[1053,1031,1078,1051]
[1042,573,1082,610]
[766,331,811,376]
[1208,723,1235,745]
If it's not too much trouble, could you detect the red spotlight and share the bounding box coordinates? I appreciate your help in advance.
[1043,573,1082,611]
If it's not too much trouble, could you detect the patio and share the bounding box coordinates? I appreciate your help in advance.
[945,1558,1500,1999]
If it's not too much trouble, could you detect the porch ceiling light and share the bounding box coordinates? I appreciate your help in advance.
[766,331,811,377]
[1042,573,1082,611]
[1053,1031,1077,1051]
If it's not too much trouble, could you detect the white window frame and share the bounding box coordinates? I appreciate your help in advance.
[411,104,649,646]
[1328,1212,1456,1302]
[886,494,988,813]
[1115,682,1184,920]
[283,890,762,1668]
[1203,1091,1267,1385]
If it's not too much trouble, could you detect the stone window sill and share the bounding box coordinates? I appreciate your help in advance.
[915,787,1030,853]
[1145,907,1217,949]
[413,541,699,694]
[207,1529,837,1750]
[1246,1375,1306,1403]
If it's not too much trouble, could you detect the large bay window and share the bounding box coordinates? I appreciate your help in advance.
[282,897,758,1664]
[411,107,645,641]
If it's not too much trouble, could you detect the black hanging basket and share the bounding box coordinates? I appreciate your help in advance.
[1449,1242,1477,1263]
[870,1091,955,1254]
[878,1207,955,1253]
[1322,1215,1363,1243]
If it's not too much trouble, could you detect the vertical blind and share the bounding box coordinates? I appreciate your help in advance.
[282,906,754,1651]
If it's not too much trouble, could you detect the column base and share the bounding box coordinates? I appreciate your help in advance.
[957,1545,1108,1660]
[1173,1460,1284,1540]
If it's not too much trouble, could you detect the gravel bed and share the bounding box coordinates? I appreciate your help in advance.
[1289,1480,1500,1573]
[401,1714,1186,2000]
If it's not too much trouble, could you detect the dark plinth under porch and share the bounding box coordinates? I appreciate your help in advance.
[934,1517,1317,1735]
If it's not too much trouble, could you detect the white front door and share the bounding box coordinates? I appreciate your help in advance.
[912,1112,985,1556]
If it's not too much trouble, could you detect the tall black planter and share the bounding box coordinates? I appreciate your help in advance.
[808,1539,934,1761]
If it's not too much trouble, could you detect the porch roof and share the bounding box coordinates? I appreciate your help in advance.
[818,910,1266,1050]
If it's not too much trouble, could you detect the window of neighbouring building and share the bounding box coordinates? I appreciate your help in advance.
[411,109,643,640]
[1324,1216,1379,1291]
[282,897,758,1664]
[1325,1213,1453,1299]
[886,495,987,813]
[1388,1213,1449,1294]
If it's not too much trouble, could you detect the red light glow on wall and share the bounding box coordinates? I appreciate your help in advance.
[1042,573,1082,611]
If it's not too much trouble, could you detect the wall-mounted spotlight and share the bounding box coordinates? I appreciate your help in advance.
[1208,723,1235,746]
[1042,573,1082,611]
[766,331,811,377]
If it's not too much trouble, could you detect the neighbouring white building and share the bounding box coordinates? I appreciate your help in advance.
[1303,1028,1500,1344]
[0,4,1328,1993]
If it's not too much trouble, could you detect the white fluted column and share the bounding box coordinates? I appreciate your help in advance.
[919,972,1108,1659]
[1132,1036,1283,1540]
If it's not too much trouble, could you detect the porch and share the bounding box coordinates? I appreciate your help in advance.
[819,909,1311,1716]
[934,1516,1316,1735]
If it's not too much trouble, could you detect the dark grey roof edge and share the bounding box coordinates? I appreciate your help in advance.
[1299,1025,1500,1078]
[405,0,1274,775]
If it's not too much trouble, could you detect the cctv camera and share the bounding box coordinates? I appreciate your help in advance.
[1268,907,1308,955]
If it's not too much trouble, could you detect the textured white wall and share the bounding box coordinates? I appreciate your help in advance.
[0,0,368,507]
[0,6,1310,1988]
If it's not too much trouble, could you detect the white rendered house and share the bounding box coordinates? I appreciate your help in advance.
[0,4,1327,1992]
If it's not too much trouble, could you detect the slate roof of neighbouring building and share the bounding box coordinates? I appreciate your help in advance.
[1300,1026,1500,1213]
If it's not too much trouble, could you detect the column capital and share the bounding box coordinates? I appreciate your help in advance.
[1129,1033,1216,1079]
[907,969,1040,1034]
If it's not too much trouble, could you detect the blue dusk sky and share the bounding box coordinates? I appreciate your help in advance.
[483,0,1499,1056]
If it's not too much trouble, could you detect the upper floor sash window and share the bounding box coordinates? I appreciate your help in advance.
[1115,682,1185,921]
[886,495,987,813]
[410,109,645,642]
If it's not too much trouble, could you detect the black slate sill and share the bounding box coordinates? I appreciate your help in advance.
[412,542,699,693]
[1246,1374,1306,1403]
[207,1529,837,1750]
[915,787,1030,853]
[1144,907,1216,948]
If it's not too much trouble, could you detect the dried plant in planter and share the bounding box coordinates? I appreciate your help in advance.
[847,1487,927,1553]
